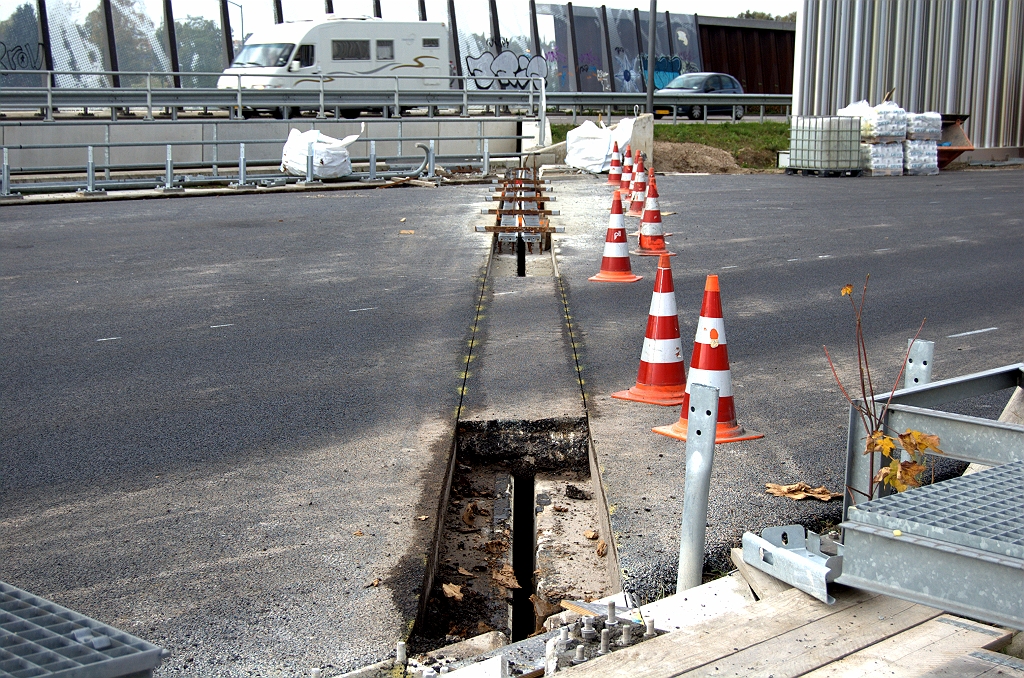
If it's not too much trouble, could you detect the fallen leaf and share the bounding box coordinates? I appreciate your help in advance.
[483,540,506,555]
[458,567,476,578]
[552,505,568,513]
[365,577,381,588]
[583,530,599,540]
[841,283,854,297]
[400,229,415,235]
[565,484,592,500]
[416,515,429,521]
[596,540,608,557]
[765,482,841,501]
[442,583,463,601]
[461,502,477,527]
[400,217,407,222]
[353,530,365,536]
[477,621,494,633]
[530,594,562,619]
[492,564,521,589]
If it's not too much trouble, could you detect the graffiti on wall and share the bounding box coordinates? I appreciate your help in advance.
[0,41,43,71]
[466,50,547,90]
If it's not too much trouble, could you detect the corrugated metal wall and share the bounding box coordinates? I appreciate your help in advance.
[696,16,795,94]
[793,0,1024,149]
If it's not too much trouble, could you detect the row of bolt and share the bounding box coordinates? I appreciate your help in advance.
[548,601,658,671]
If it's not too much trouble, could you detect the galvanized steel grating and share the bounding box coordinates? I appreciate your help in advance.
[850,460,1024,559]
[0,581,163,678]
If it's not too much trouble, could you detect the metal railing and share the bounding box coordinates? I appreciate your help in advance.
[1,68,791,127]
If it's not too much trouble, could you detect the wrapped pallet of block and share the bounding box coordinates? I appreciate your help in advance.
[840,100,907,175]
[904,139,939,175]
[861,142,904,176]
[906,112,942,141]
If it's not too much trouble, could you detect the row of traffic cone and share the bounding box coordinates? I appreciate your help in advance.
[591,185,761,444]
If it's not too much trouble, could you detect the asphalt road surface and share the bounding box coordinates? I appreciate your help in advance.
[1,168,1021,674]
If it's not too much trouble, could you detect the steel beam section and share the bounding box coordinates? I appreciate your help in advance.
[887,404,1024,466]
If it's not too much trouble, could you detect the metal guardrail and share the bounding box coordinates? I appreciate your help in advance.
[1,69,792,125]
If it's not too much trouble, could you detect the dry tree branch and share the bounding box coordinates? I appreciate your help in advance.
[824,345,872,435]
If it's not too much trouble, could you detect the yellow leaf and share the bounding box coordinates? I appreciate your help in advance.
[442,583,464,601]
[865,431,897,458]
[898,461,927,489]
[457,567,476,578]
[353,530,364,537]
[596,540,608,557]
[841,284,854,297]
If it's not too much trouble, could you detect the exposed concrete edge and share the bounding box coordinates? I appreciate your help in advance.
[414,234,496,630]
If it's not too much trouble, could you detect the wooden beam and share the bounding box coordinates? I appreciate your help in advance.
[729,547,791,601]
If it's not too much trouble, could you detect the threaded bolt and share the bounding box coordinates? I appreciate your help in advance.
[619,624,633,646]
[644,617,656,639]
[581,615,597,640]
[599,628,611,655]
[605,600,618,627]
[572,644,587,665]
[396,641,407,665]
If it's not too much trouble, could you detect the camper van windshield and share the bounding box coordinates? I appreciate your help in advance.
[231,43,296,68]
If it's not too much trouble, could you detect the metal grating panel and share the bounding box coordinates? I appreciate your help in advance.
[0,582,163,678]
[849,460,1024,559]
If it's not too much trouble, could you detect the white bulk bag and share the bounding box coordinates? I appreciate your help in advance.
[565,118,635,173]
[281,128,361,179]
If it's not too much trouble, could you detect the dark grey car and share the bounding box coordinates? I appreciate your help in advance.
[655,72,745,120]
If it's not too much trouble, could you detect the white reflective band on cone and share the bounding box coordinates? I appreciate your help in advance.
[644,198,658,210]
[648,291,677,317]
[609,213,624,228]
[694,317,727,345]
[640,222,663,235]
[641,337,684,363]
[604,241,630,257]
[685,367,733,397]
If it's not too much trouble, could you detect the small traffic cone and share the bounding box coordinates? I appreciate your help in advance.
[590,191,642,283]
[608,141,622,185]
[631,174,673,256]
[611,254,687,405]
[619,145,633,192]
[654,275,763,443]
[627,158,647,217]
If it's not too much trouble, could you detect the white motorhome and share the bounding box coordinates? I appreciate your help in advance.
[217,16,450,118]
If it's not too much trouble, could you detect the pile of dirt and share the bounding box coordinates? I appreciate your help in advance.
[653,141,749,174]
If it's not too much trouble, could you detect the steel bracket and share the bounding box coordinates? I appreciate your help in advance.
[742,525,843,604]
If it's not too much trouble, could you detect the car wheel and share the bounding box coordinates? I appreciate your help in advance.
[733,105,745,120]
[688,105,703,120]
[340,108,361,120]
[273,106,294,120]
[653,112,664,120]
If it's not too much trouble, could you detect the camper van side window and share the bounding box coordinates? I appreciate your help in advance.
[422,38,439,48]
[376,40,394,61]
[332,40,370,60]
[296,44,315,68]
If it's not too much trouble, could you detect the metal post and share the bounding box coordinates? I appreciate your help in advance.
[165,145,173,188]
[477,120,483,155]
[672,104,677,124]
[236,74,242,119]
[567,3,581,92]
[101,0,121,88]
[230,142,255,188]
[306,142,314,182]
[904,339,935,389]
[397,120,402,157]
[529,0,541,57]
[539,79,547,145]
[104,125,110,180]
[676,383,720,593]
[373,0,381,18]
[462,82,469,117]
[418,0,426,21]
[145,73,154,120]
[646,0,657,114]
[163,0,182,88]
[428,139,436,177]
[212,124,219,176]
[760,104,765,123]
[45,77,53,121]
[220,0,235,64]
[317,74,326,118]
[601,5,615,92]
[2,148,20,198]
[483,139,489,175]
[393,76,401,118]
[87,146,95,192]
[369,140,377,180]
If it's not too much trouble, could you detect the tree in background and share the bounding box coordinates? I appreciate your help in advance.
[173,15,227,87]
[737,10,797,22]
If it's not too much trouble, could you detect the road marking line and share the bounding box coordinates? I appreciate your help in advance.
[875,248,892,252]
[493,291,518,296]
[818,255,831,259]
[947,327,998,338]
[210,324,234,328]
[349,307,377,312]
[787,258,799,262]
[96,337,121,342]
[722,265,737,269]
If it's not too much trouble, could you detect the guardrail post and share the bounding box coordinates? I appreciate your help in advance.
[427,139,435,177]
[145,73,154,121]
[393,76,401,119]
[571,105,576,125]
[904,339,935,389]
[760,105,765,123]
[236,74,243,120]
[104,125,111,180]
[672,105,677,125]
[477,121,482,156]
[462,84,469,117]
[368,140,377,181]
[306,141,314,182]
[230,142,255,189]
[676,383,720,593]
[317,74,326,119]
[212,124,219,177]
[160,144,184,193]
[397,121,402,157]
[2,148,20,199]
[703,104,707,124]
[539,79,546,145]
[483,138,489,176]
[76,146,105,196]
[45,78,54,122]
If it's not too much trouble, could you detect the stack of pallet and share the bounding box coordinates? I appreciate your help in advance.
[904,112,941,176]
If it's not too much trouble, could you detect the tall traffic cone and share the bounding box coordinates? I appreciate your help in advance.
[608,141,622,185]
[627,158,647,217]
[619,145,633,191]
[590,191,642,283]
[631,174,673,256]
[653,275,763,443]
[611,254,687,405]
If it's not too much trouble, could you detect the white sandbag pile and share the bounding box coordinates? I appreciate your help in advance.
[281,128,361,179]
[564,118,635,173]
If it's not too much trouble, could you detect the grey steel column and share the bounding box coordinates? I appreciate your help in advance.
[163,0,181,87]
[34,0,55,86]
[676,383,720,593]
[601,5,615,92]
[646,0,657,113]
[530,0,541,57]
[219,0,234,63]
[633,8,646,92]
[567,3,581,91]
[373,0,382,19]
[273,0,283,24]
[448,0,463,78]
[488,0,502,50]
[325,0,334,13]
[101,0,120,87]
[418,0,427,21]
[664,10,674,56]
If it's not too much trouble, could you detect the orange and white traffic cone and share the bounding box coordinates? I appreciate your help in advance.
[590,191,642,283]
[608,141,622,185]
[653,275,763,443]
[627,158,647,217]
[631,174,673,256]
[619,145,633,192]
[611,254,687,405]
